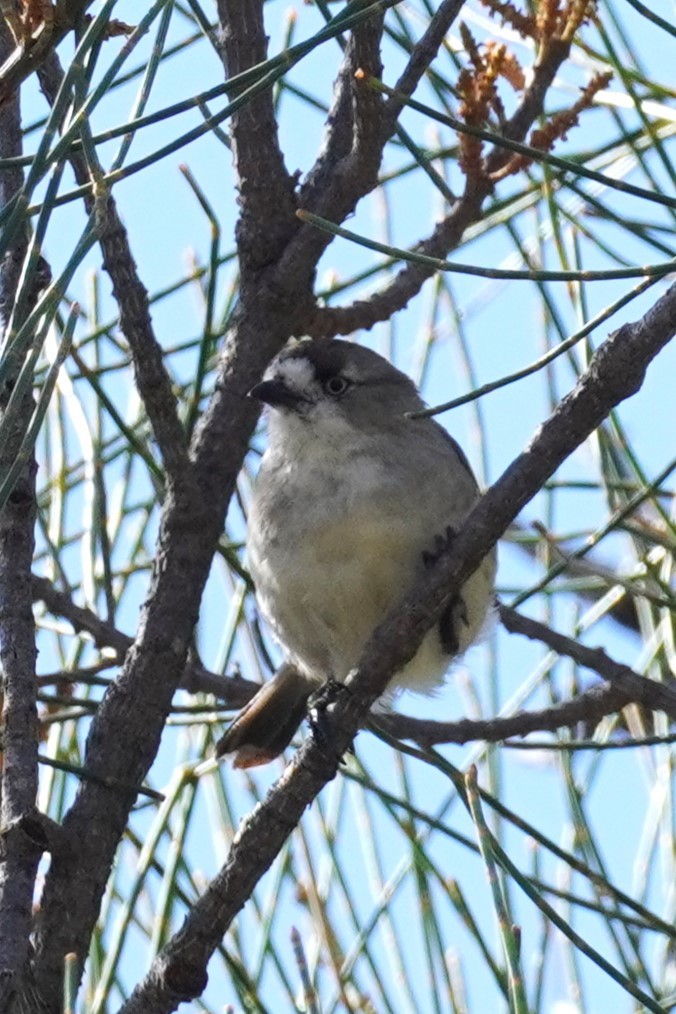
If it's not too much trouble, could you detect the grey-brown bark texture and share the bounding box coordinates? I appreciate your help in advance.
[0,19,41,1009]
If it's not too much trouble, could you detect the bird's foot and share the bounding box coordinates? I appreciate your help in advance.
[422,526,470,655]
[422,524,456,568]
[307,679,354,764]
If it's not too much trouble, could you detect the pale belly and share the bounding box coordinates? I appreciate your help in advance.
[249,508,494,693]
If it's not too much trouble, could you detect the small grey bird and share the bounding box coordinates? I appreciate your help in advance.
[216,339,496,768]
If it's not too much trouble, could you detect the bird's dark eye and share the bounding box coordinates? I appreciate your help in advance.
[323,375,349,397]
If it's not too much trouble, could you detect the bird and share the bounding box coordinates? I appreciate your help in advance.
[215,338,496,768]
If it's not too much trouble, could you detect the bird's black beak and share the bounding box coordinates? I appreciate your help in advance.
[248,379,304,410]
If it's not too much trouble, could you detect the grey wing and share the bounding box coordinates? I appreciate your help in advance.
[431,418,479,487]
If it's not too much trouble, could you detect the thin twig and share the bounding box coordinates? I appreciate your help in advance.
[499,605,676,718]
[304,23,583,337]
[0,0,93,106]
[31,575,258,707]
[285,6,387,278]
[383,0,466,129]
[37,51,191,485]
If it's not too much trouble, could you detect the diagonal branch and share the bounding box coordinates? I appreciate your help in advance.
[498,605,676,718]
[31,576,258,706]
[29,62,321,1014]
[281,8,387,281]
[37,53,190,485]
[305,27,582,337]
[334,283,676,716]
[0,0,94,106]
[118,264,676,1014]
[383,0,467,129]
[24,3,362,999]
[299,8,385,215]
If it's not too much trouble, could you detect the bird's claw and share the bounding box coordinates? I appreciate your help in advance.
[422,524,456,568]
[307,678,353,761]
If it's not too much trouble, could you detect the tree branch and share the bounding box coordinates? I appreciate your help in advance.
[30,483,225,1005]
[372,682,631,748]
[37,53,191,485]
[196,596,664,751]
[118,273,676,1014]
[31,576,258,707]
[305,188,487,337]
[0,21,41,1007]
[283,8,387,280]
[498,605,676,718]
[383,0,467,129]
[296,31,364,211]
[295,1,470,282]
[215,0,298,270]
[27,14,352,990]
[305,27,580,337]
[299,9,385,212]
[0,0,94,107]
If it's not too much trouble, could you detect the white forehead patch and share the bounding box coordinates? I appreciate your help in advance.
[270,356,315,393]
